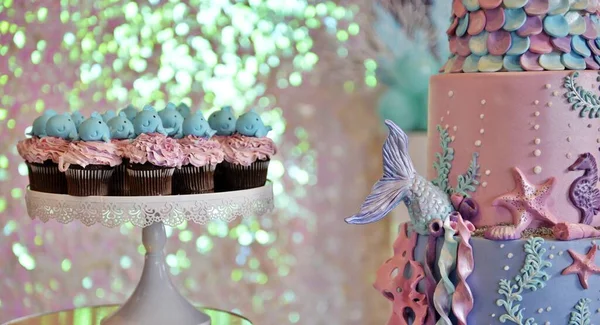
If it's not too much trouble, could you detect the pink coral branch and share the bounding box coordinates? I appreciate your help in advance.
[451,213,475,325]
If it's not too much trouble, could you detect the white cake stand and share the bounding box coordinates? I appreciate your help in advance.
[25,183,274,325]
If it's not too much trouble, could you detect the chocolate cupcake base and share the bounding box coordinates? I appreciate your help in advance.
[27,161,67,194]
[126,163,174,196]
[65,165,114,196]
[110,162,128,196]
[173,165,216,194]
[218,160,269,191]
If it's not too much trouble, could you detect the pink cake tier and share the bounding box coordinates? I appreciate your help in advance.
[427,70,600,228]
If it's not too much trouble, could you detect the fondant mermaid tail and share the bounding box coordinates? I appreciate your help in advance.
[345,120,416,225]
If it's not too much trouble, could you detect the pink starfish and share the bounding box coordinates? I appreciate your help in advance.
[485,167,558,240]
[562,244,600,289]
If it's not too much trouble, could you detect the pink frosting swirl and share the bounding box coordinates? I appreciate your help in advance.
[59,141,122,171]
[112,139,132,158]
[126,133,184,168]
[178,136,224,167]
[17,137,69,164]
[221,134,277,166]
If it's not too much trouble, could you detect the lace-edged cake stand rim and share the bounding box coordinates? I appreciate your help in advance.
[25,182,274,228]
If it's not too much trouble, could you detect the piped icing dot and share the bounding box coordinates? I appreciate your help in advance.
[534,138,541,144]
[485,170,491,175]
[441,117,445,122]
[447,110,451,115]
[550,245,555,250]
[559,251,564,255]
[480,128,485,134]
[445,124,449,129]
[534,100,540,105]
[475,140,482,147]
[597,308,600,313]
[534,124,540,130]
[504,265,510,271]
[545,83,551,89]
[448,90,454,97]
[451,135,456,141]
[549,254,554,259]
[567,153,573,159]
[546,307,551,312]
[534,166,542,174]
[552,90,559,96]
[491,314,496,317]
[500,244,505,248]
[507,253,513,258]
[534,149,541,157]
[481,99,486,105]
[544,322,550,325]
[534,111,540,116]
[480,113,485,119]
[482,181,488,187]
[597,138,600,143]
[567,136,571,142]
[547,102,553,107]
[537,308,543,314]
[453,126,458,131]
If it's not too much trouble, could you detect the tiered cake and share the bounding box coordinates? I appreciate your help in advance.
[348,1,600,324]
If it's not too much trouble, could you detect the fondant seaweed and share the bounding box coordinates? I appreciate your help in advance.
[564,71,600,119]
[569,298,591,325]
[432,125,454,194]
[432,125,480,198]
[496,238,552,325]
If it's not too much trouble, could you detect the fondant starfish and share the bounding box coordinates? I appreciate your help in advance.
[562,244,600,289]
[485,167,558,240]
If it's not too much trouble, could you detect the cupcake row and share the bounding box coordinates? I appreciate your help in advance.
[17,104,277,196]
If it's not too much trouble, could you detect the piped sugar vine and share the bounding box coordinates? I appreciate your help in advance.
[496,238,552,325]
[569,298,592,325]
[564,72,600,119]
[432,125,480,197]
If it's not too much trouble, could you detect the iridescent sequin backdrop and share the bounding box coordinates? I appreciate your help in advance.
[0,1,396,324]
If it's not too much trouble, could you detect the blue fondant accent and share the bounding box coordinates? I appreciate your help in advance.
[107,112,135,139]
[177,103,191,118]
[503,8,527,32]
[457,15,469,37]
[78,112,111,142]
[235,110,272,137]
[544,15,569,38]
[71,111,85,129]
[31,110,57,137]
[463,55,481,73]
[506,33,530,56]
[562,52,587,70]
[120,104,138,122]
[132,105,167,136]
[101,110,116,123]
[504,55,524,71]
[412,235,600,324]
[46,113,79,140]
[182,111,216,138]
[158,102,184,138]
[572,35,592,58]
[208,106,237,136]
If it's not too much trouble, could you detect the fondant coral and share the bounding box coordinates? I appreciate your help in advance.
[374,223,430,325]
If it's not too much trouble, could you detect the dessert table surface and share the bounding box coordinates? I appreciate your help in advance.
[2,305,252,325]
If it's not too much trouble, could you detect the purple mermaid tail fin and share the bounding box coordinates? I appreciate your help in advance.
[345,120,416,225]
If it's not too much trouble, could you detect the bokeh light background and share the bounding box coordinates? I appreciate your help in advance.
[0,0,399,324]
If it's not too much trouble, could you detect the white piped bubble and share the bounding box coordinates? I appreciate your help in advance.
[485,170,491,175]
[534,100,540,105]
[453,126,457,131]
[500,244,505,248]
[534,166,542,174]
[448,91,454,97]
[567,136,571,142]
[547,102,553,107]
[566,153,572,159]
[534,124,540,130]
[445,124,449,129]
[482,182,488,188]
[534,149,541,157]
[480,128,484,134]
[544,322,550,325]
[549,254,554,259]
[491,313,496,317]
[538,308,544,313]
[534,138,541,145]
[534,111,540,116]
[451,135,455,141]
[545,83,551,89]
[546,307,552,312]
[481,99,486,105]
[552,90,559,96]
[558,250,564,256]
[507,253,513,258]
[504,265,510,271]
[480,114,485,119]
[475,140,482,147]
[447,110,450,115]
[441,117,444,122]
[551,245,555,250]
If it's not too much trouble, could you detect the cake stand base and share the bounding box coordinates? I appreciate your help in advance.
[101,222,211,325]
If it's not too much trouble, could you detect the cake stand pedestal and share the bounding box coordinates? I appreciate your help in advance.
[25,183,274,325]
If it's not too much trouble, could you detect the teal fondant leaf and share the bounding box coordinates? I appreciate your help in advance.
[569,298,591,325]
[564,72,600,119]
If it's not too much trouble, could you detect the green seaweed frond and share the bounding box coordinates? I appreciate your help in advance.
[569,298,591,325]
[454,152,480,197]
[564,71,600,119]
[432,125,453,194]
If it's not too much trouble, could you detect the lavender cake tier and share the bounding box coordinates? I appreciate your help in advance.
[428,70,600,231]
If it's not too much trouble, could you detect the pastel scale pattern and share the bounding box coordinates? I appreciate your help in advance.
[445,0,600,72]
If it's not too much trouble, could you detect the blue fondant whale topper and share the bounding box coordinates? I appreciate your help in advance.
[120,104,139,123]
[208,106,237,136]
[46,113,79,140]
[101,110,116,123]
[108,112,135,139]
[345,120,453,235]
[133,105,168,136]
[31,109,57,137]
[158,102,184,138]
[177,103,191,118]
[182,111,216,138]
[236,109,272,137]
[71,111,85,129]
[79,112,111,142]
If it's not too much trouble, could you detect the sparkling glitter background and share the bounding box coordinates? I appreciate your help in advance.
[0,1,394,324]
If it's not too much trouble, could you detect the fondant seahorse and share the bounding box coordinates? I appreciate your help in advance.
[345,120,453,234]
[568,152,600,225]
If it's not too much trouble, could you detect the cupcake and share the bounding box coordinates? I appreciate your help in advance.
[174,111,222,194]
[17,111,73,193]
[58,113,121,196]
[208,106,238,191]
[107,112,136,196]
[219,110,276,190]
[126,105,184,196]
